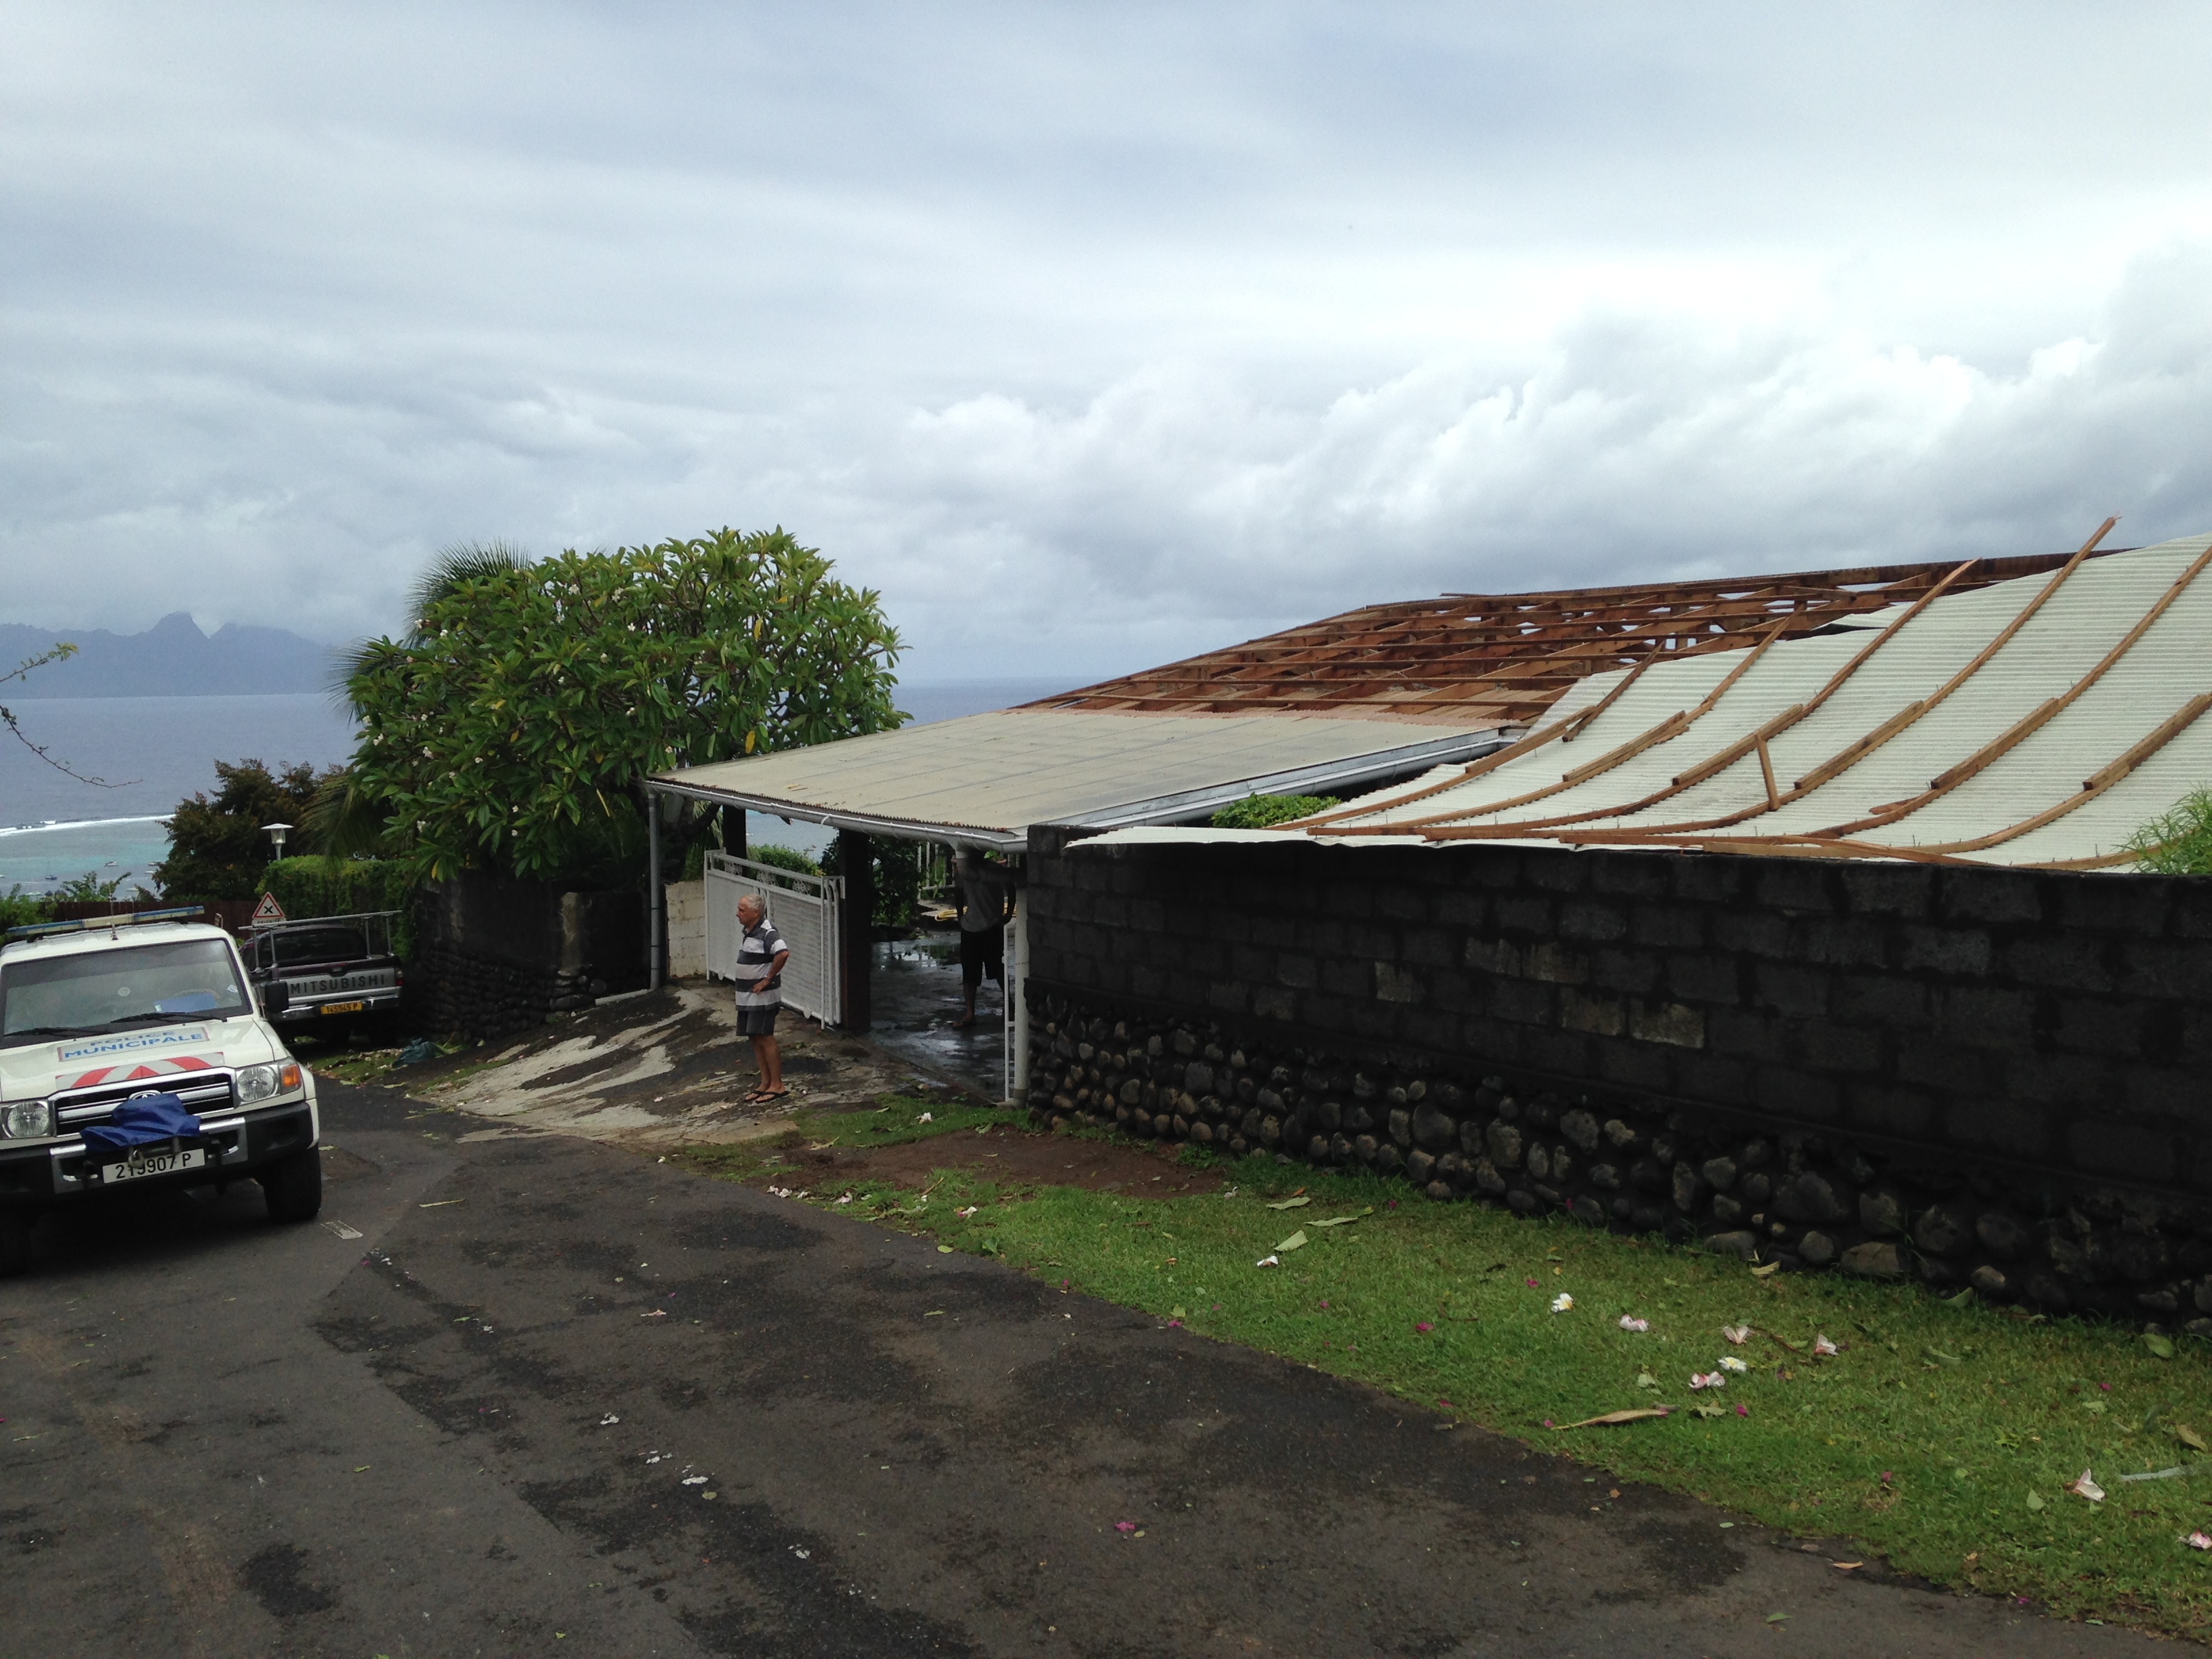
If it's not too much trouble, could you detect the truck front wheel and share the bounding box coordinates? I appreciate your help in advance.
[260,1147,323,1223]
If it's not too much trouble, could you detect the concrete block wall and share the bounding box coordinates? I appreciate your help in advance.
[1024,827,2212,1199]
[665,880,707,981]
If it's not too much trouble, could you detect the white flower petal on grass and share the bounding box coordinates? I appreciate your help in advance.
[1688,1371,1727,1391]
[1722,1325,1750,1345]
[1719,1356,1749,1374]
[1618,1315,1649,1332]
[1255,1254,1280,1269]
[1551,1293,1574,1313]
[1813,1334,1840,1357]
[2068,1469,2106,1502]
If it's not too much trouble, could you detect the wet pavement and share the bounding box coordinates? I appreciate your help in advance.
[0,1078,2178,1657]
[869,930,1009,1103]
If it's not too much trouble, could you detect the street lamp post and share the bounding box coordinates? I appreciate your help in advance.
[263,822,293,859]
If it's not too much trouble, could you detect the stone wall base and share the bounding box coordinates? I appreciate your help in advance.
[411,943,602,1040]
[1027,987,2212,1330]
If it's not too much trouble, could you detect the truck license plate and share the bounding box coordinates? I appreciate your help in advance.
[321,1000,366,1015]
[100,1147,206,1184]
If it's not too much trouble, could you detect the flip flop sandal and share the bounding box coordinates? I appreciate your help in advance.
[754,1088,791,1103]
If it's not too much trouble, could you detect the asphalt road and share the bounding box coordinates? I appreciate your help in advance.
[1,1078,2183,1658]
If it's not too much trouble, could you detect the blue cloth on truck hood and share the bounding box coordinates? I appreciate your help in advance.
[79,1092,203,1154]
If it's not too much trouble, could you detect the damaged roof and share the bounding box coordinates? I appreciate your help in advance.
[1091,530,2211,870]
[1021,546,2112,726]
[651,527,2146,853]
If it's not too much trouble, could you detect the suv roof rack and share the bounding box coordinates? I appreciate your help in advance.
[3,905,209,943]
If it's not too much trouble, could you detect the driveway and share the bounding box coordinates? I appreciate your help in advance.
[0,1078,2178,1656]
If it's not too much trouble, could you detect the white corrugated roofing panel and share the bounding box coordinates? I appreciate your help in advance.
[655,708,1506,841]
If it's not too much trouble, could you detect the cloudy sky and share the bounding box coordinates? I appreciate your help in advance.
[7,3,2212,684]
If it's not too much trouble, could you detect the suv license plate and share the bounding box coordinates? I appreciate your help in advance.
[321,1000,366,1015]
[101,1147,206,1184]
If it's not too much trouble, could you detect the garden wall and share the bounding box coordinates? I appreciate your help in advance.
[410,872,646,1038]
[1021,826,2212,1323]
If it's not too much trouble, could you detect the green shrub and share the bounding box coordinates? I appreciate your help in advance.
[2126,788,2212,875]
[747,842,823,878]
[48,870,127,902]
[0,885,49,931]
[1210,792,1340,830]
[817,836,920,927]
[258,856,417,956]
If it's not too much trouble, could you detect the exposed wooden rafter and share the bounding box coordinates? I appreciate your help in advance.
[1021,549,2117,725]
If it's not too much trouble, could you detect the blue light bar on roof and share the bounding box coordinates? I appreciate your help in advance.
[3,905,208,943]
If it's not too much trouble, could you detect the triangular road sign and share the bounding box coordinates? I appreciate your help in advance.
[251,892,287,925]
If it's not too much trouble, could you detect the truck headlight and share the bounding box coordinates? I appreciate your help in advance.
[3,1100,55,1139]
[236,1061,303,1105]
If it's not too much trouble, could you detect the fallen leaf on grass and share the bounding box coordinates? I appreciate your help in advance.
[1553,1408,1672,1430]
[1635,1371,1661,1391]
[1749,1261,1781,1277]
[1311,1214,1366,1229]
[2025,1490,2045,1512]
[1942,1287,1974,1308]
[2145,1332,2177,1360]
[1689,1403,1726,1419]
[1765,1612,1788,1626]
[2176,1424,2209,1452]
[1266,1194,1310,1210]
[1275,1230,1308,1252]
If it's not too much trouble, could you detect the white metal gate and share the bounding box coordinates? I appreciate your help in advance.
[703,851,844,1027]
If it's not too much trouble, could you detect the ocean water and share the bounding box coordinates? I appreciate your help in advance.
[0,680,1062,895]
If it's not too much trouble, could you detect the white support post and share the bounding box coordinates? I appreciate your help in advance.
[1006,903,1030,1105]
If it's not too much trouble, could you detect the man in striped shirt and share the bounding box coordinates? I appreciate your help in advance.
[734,893,790,1103]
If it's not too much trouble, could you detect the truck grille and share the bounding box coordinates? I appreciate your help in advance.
[54,1073,237,1128]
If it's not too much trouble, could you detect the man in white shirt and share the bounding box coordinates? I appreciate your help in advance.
[733,893,790,1102]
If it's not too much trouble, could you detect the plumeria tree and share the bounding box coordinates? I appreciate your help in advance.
[342,527,902,884]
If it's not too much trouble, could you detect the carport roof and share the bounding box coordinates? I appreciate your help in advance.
[648,708,1507,849]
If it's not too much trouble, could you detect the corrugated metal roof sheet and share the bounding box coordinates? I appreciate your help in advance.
[651,709,1509,846]
[1086,531,2212,870]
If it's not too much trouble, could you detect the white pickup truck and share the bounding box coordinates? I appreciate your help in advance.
[0,907,323,1274]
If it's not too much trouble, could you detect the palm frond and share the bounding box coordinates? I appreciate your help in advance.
[407,539,533,639]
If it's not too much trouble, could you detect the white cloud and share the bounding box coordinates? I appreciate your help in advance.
[5,3,2212,682]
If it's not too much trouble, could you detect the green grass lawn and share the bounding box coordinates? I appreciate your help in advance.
[678,1101,2212,1637]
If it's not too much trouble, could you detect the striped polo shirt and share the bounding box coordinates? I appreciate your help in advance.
[733,916,789,1008]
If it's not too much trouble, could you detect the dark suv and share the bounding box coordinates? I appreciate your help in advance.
[243,912,404,1042]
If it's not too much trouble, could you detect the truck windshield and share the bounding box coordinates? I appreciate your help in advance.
[0,939,252,1046]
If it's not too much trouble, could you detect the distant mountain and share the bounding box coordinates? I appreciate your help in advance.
[0,613,337,697]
